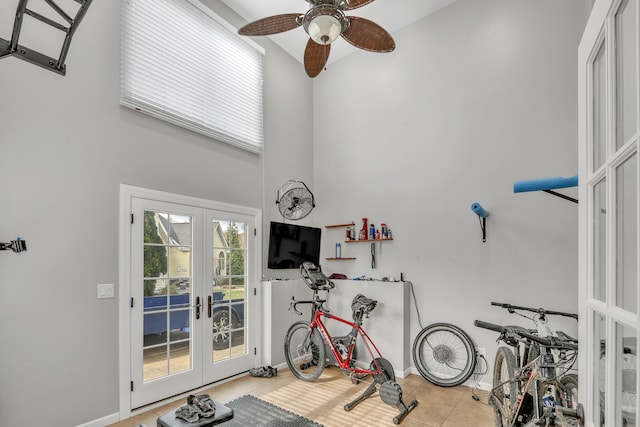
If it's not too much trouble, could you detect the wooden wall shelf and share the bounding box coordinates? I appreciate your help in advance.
[325,223,354,228]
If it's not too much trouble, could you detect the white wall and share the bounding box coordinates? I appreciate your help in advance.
[312,0,588,385]
[0,1,313,426]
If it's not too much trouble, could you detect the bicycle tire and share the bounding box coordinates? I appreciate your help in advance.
[559,373,579,409]
[492,346,518,427]
[412,323,476,387]
[504,325,540,365]
[284,321,326,382]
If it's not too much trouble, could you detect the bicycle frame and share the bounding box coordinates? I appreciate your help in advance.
[474,318,582,427]
[309,304,386,377]
[288,262,419,425]
[494,350,579,427]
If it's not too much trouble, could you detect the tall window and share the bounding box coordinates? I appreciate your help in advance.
[120,0,265,153]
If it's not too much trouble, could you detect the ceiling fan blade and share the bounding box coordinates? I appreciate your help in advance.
[343,0,375,10]
[342,16,395,52]
[304,38,331,78]
[238,13,302,36]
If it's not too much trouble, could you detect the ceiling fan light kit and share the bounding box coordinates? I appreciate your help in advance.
[238,0,395,78]
[303,5,347,45]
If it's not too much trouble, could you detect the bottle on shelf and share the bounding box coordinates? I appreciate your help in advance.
[335,242,342,258]
[361,218,368,240]
[369,224,375,240]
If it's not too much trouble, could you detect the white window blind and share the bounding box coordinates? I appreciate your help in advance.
[120,0,265,154]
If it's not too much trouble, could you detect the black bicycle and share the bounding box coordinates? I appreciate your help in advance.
[474,319,583,427]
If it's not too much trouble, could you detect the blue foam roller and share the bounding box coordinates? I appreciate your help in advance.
[471,202,489,218]
[513,174,578,193]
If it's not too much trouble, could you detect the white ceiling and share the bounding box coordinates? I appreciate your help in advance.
[220,0,457,65]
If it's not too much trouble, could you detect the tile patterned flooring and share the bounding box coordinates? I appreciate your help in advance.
[108,368,495,427]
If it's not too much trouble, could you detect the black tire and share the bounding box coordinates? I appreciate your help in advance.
[492,346,518,427]
[504,325,539,366]
[284,321,326,382]
[412,323,477,387]
[212,308,238,350]
[559,373,579,409]
[526,341,540,365]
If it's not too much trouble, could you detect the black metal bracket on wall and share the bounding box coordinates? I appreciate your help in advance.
[478,217,487,243]
[0,0,93,75]
[542,190,578,204]
[1,238,27,253]
[471,202,489,243]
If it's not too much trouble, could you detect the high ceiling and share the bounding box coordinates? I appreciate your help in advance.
[220,0,457,65]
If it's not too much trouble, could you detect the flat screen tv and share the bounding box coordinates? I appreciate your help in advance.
[267,221,321,269]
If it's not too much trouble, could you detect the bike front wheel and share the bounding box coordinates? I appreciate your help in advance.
[492,346,518,427]
[284,321,326,382]
[412,323,476,387]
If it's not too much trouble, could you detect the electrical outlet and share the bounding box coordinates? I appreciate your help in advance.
[476,347,487,358]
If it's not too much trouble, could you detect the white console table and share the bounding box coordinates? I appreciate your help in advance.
[261,279,411,377]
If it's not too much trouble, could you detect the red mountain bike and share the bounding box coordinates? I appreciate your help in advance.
[284,262,418,425]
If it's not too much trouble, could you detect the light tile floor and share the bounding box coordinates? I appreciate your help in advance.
[108,368,494,427]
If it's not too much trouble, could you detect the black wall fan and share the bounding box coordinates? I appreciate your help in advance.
[276,180,315,220]
[238,0,395,78]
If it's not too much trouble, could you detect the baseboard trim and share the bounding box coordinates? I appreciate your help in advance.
[408,367,492,391]
[75,412,119,427]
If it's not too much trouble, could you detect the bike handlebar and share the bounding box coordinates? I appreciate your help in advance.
[288,296,326,316]
[474,319,578,351]
[491,301,578,320]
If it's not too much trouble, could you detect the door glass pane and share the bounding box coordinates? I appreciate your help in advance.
[616,153,638,313]
[616,322,637,427]
[594,40,607,171]
[142,211,193,382]
[594,179,608,302]
[596,312,607,426]
[212,220,248,362]
[616,0,638,150]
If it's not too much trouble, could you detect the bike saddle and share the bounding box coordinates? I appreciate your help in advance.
[351,294,377,319]
[300,262,335,291]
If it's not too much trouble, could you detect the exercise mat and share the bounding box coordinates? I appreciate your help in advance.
[158,395,324,427]
[224,395,324,427]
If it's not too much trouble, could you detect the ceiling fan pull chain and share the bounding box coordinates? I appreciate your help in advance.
[324,44,328,72]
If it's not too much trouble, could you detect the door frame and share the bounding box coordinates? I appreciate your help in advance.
[579,0,640,425]
[118,184,262,419]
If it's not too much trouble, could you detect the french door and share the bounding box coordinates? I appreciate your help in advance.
[120,186,260,411]
[579,1,639,426]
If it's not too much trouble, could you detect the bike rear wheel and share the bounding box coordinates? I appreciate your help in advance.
[412,323,476,387]
[284,321,326,381]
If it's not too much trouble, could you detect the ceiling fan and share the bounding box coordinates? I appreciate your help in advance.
[237,0,395,78]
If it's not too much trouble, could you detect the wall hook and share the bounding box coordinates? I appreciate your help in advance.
[1,237,27,253]
[471,202,489,242]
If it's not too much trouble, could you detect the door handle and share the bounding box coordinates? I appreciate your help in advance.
[207,295,213,318]
[195,296,201,319]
